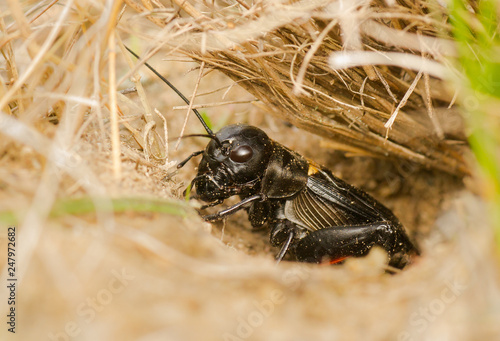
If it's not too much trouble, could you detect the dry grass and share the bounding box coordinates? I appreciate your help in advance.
[123,0,469,175]
[0,1,499,340]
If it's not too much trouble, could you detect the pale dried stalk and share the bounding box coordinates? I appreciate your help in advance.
[117,36,154,121]
[171,0,206,20]
[293,19,337,95]
[329,51,446,79]
[92,45,107,141]
[176,61,205,150]
[115,93,146,150]
[0,0,74,112]
[6,0,31,39]
[143,120,156,161]
[423,72,444,139]
[361,20,455,58]
[385,70,423,131]
[108,29,122,179]
[28,0,59,25]
[123,0,166,27]
[154,108,170,165]
[117,36,165,160]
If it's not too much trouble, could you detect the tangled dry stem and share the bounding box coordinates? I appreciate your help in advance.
[122,0,469,176]
[0,2,498,341]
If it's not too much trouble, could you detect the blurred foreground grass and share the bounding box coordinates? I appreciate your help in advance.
[0,197,192,225]
[451,0,500,247]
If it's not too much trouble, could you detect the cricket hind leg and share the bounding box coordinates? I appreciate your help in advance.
[294,222,417,269]
[268,219,304,263]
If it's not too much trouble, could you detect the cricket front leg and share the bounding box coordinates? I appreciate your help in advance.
[203,194,265,222]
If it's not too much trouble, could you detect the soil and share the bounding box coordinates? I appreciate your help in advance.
[0,59,498,341]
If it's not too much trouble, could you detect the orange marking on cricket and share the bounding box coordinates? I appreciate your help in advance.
[329,257,348,265]
[308,163,320,176]
[318,257,349,266]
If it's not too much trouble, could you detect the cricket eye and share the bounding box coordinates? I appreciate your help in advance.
[230,145,253,163]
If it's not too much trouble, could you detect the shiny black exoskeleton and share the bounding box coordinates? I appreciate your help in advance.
[182,124,418,269]
[126,47,418,269]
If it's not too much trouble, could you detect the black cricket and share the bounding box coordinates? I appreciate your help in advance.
[127,47,418,269]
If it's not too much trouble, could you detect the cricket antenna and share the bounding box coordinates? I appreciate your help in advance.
[125,46,216,139]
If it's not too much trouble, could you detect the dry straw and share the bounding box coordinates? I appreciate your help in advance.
[123,0,469,175]
[0,0,469,177]
[0,2,497,341]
